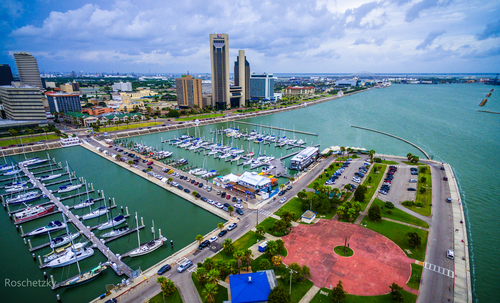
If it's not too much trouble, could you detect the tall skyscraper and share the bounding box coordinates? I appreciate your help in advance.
[234,50,250,106]
[210,34,230,110]
[175,75,203,109]
[0,64,14,86]
[250,73,275,100]
[45,92,82,113]
[13,52,43,89]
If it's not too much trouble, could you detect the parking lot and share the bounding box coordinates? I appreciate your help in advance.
[377,165,417,203]
[325,158,371,191]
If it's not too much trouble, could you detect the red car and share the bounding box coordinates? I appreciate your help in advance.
[194,181,199,185]
[226,195,231,200]
[147,161,153,165]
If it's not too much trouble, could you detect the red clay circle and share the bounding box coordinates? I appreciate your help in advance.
[281,220,418,296]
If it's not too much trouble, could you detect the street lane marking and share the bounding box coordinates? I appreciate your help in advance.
[176,257,188,265]
[259,209,273,217]
[424,262,454,278]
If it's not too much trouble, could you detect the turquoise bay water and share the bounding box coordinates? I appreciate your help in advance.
[0,83,496,302]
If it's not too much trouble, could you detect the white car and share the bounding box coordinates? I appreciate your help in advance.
[409,179,418,183]
[209,236,218,243]
[215,202,223,209]
[279,197,288,203]
[233,204,243,209]
[207,199,213,204]
[352,177,361,184]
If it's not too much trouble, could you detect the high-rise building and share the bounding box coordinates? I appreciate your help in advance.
[45,92,82,113]
[234,50,250,106]
[0,64,14,86]
[210,34,230,110]
[250,74,275,100]
[0,83,46,121]
[175,75,203,108]
[13,52,43,89]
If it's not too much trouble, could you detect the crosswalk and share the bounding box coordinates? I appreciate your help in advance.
[176,257,188,265]
[258,209,274,217]
[424,262,454,278]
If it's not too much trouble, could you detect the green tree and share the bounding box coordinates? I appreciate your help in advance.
[217,222,224,231]
[411,155,419,164]
[43,126,50,140]
[228,205,234,216]
[223,238,235,255]
[272,219,290,235]
[347,207,357,222]
[389,282,404,302]
[280,210,295,225]
[259,258,271,270]
[195,267,208,285]
[331,280,347,303]
[354,185,367,202]
[233,250,244,274]
[256,226,265,237]
[206,268,220,284]
[243,249,253,271]
[408,232,422,249]
[275,239,285,255]
[128,160,133,167]
[406,153,413,161]
[203,282,218,303]
[336,205,347,219]
[268,286,291,303]
[157,276,176,298]
[195,234,203,244]
[266,240,278,258]
[8,129,18,143]
[419,187,426,194]
[420,176,427,183]
[368,204,382,222]
[369,149,376,161]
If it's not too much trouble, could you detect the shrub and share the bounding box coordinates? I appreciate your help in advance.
[419,166,428,173]
[420,187,426,194]
[387,210,392,214]
[259,258,271,270]
[420,177,427,183]
[374,157,382,163]
[385,201,395,209]
[402,201,414,206]
[415,202,424,207]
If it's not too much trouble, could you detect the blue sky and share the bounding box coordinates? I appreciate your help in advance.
[1,0,499,74]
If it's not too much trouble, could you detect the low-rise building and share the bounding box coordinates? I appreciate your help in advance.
[284,86,315,97]
[237,171,272,193]
[112,81,132,92]
[335,79,358,87]
[289,146,319,171]
[229,271,278,303]
[82,107,114,116]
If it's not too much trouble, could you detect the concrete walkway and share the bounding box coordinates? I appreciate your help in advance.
[381,217,429,231]
[444,164,472,303]
[298,285,320,303]
[354,164,384,224]
[176,274,203,303]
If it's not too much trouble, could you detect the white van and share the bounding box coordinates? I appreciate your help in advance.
[446,250,454,260]
[177,260,193,273]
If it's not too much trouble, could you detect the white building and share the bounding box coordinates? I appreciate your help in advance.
[237,172,272,193]
[289,146,319,171]
[112,82,132,92]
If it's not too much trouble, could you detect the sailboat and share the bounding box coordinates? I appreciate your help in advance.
[97,201,126,230]
[40,241,94,268]
[80,205,108,220]
[5,184,29,193]
[50,232,81,249]
[3,169,21,176]
[101,225,130,239]
[6,191,42,205]
[124,213,166,258]
[24,220,66,236]
[38,153,62,181]
[73,182,94,209]
[5,180,29,189]
[57,164,83,193]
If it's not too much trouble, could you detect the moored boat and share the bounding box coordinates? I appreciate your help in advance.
[80,206,108,220]
[6,191,42,205]
[4,180,29,189]
[41,245,94,268]
[3,169,21,176]
[73,198,94,210]
[25,220,66,236]
[5,185,29,193]
[38,173,62,182]
[50,232,80,248]
[14,204,56,224]
[101,226,130,239]
[57,183,83,193]
[53,263,107,289]
[97,215,126,230]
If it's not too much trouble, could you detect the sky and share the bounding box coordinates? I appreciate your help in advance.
[1,0,499,74]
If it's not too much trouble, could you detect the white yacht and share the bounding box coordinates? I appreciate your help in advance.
[73,198,94,210]
[58,183,83,193]
[41,245,94,268]
[25,220,66,236]
[97,215,126,230]
[80,206,108,220]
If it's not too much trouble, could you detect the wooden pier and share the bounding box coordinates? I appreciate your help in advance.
[18,166,135,278]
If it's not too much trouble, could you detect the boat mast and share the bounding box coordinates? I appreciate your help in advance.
[152,220,156,240]
[135,212,140,248]
[21,138,27,160]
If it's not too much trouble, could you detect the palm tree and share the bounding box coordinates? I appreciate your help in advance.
[243,249,253,271]
[337,205,346,219]
[348,207,357,222]
[203,282,218,303]
[369,149,376,161]
[256,226,265,237]
[233,251,244,274]
[43,126,50,141]
[126,119,130,129]
[206,268,220,284]
[280,211,295,225]
[195,234,203,244]
[217,223,224,231]
[157,277,175,298]
[223,238,235,255]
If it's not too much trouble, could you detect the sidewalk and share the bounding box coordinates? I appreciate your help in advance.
[444,164,472,303]
[298,285,320,303]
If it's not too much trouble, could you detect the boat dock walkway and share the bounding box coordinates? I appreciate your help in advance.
[18,165,134,278]
[102,225,145,244]
[6,197,106,215]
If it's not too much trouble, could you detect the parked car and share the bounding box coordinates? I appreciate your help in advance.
[227,223,238,231]
[279,197,288,203]
[446,249,454,260]
[278,191,286,196]
[407,188,416,191]
[226,195,231,200]
[236,208,244,215]
[184,188,190,193]
[218,230,228,237]
[443,177,448,181]
[198,240,210,250]
[221,192,226,198]
[177,260,193,273]
[209,236,218,243]
[157,264,171,275]
[409,179,417,183]
[446,198,452,203]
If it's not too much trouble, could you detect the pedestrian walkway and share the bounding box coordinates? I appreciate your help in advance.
[424,262,454,278]
[298,285,320,303]
[381,218,429,231]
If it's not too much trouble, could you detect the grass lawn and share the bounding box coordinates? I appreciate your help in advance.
[176,113,225,121]
[212,231,263,261]
[310,288,417,303]
[372,199,429,228]
[380,160,399,165]
[192,274,229,303]
[360,164,387,210]
[149,288,183,303]
[275,197,304,221]
[0,134,60,146]
[277,278,314,303]
[407,263,423,290]
[360,218,428,261]
[257,217,289,237]
[307,172,331,189]
[334,246,354,257]
[402,161,426,166]
[403,166,432,216]
[251,255,289,276]
[98,122,162,132]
